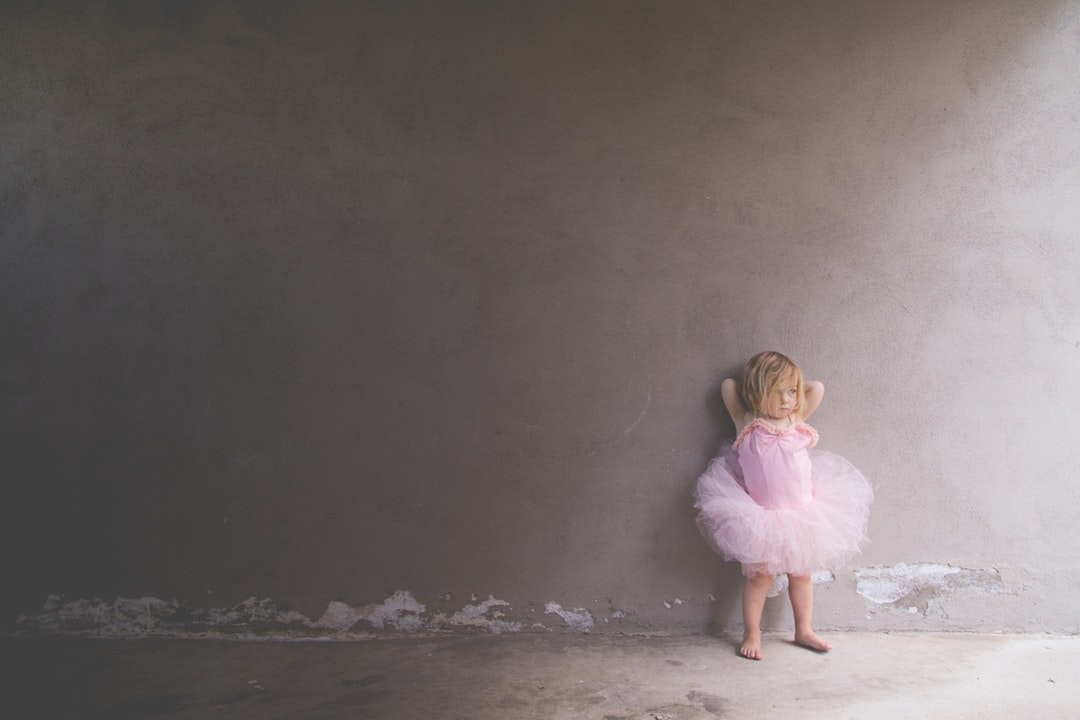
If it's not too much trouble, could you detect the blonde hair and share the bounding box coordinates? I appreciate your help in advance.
[741,351,806,418]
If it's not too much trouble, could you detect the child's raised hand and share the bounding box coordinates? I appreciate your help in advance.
[801,380,825,420]
[721,378,751,432]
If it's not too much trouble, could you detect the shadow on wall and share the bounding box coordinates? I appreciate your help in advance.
[695,365,746,634]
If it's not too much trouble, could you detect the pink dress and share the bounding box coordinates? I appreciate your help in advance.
[694,417,873,577]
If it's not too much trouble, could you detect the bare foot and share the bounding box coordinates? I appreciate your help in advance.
[794,629,832,652]
[740,633,763,660]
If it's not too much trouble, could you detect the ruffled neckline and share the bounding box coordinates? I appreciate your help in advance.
[733,417,819,450]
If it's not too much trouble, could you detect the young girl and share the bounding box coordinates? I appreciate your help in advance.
[694,351,873,660]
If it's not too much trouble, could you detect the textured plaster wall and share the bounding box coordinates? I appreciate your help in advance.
[3,1,1079,636]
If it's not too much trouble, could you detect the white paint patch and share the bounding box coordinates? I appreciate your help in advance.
[21,590,426,638]
[855,563,1005,611]
[315,590,426,632]
[365,590,427,631]
[21,595,180,634]
[203,597,311,627]
[313,601,364,632]
[432,596,523,634]
[313,591,425,633]
[544,602,594,632]
[19,592,604,638]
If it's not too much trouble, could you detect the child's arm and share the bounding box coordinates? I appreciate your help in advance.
[802,380,825,420]
[721,378,751,433]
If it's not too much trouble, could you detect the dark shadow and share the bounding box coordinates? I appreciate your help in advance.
[695,364,746,641]
[703,364,742,440]
[783,638,830,655]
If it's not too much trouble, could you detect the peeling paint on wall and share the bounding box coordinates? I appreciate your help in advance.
[18,595,181,634]
[543,602,595,632]
[206,597,314,628]
[431,596,524,634]
[16,592,605,638]
[855,563,1006,618]
[315,591,426,632]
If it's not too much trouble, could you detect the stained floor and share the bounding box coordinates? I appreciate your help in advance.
[4,631,1079,719]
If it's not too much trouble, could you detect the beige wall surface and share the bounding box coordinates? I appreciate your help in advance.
[3,0,1078,636]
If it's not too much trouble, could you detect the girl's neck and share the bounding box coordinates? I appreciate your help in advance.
[757,413,795,429]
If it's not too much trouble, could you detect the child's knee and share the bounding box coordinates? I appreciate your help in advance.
[747,571,774,587]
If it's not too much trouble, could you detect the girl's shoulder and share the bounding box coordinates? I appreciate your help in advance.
[733,416,773,448]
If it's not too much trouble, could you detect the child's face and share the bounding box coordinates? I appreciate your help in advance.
[765,373,799,419]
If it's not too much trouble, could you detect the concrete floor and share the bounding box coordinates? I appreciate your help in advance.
[4,631,1079,719]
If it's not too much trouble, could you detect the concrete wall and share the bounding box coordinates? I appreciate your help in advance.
[3,0,1079,637]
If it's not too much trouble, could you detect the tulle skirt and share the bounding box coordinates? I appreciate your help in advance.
[693,443,873,577]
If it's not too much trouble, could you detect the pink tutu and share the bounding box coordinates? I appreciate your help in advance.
[693,418,873,577]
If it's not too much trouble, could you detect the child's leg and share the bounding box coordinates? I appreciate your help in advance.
[740,571,773,660]
[787,573,832,652]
